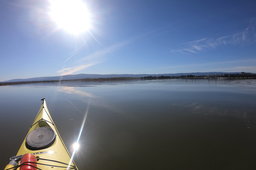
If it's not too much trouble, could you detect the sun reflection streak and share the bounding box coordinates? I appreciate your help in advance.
[67,101,90,169]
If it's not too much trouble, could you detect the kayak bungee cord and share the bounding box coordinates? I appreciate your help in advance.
[39,157,75,166]
[5,162,41,170]
[5,162,77,170]
[5,156,77,170]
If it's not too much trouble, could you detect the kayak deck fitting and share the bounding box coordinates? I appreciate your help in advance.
[4,98,78,170]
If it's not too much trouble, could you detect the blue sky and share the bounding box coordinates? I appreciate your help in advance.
[0,0,256,81]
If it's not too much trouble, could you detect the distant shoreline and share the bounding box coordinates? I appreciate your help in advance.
[1,73,256,86]
[0,77,139,86]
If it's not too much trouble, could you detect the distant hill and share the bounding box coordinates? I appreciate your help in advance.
[1,72,256,86]
[5,72,238,83]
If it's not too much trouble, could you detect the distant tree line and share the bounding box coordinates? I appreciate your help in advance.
[141,72,256,80]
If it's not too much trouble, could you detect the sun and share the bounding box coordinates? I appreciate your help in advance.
[48,0,93,35]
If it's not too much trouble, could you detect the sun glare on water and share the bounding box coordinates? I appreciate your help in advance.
[71,142,80,152]
[48,0,93,35]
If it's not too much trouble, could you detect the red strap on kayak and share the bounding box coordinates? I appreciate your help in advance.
[20,153,37,170]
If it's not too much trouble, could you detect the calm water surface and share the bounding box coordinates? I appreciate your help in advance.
[1,79,256,170]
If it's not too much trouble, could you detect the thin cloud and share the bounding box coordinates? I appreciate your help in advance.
[80,29,159,63]
[57,41,129,75]
[172,23,256,54]
[58,63,96,75]
[57,31,151,75]
[81,40,131,63]
[57,28,178,76]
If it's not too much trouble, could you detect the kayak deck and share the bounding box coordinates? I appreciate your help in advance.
[5,99,78,169]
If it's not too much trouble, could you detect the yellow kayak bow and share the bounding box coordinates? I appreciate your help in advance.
[4,98,78,170]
